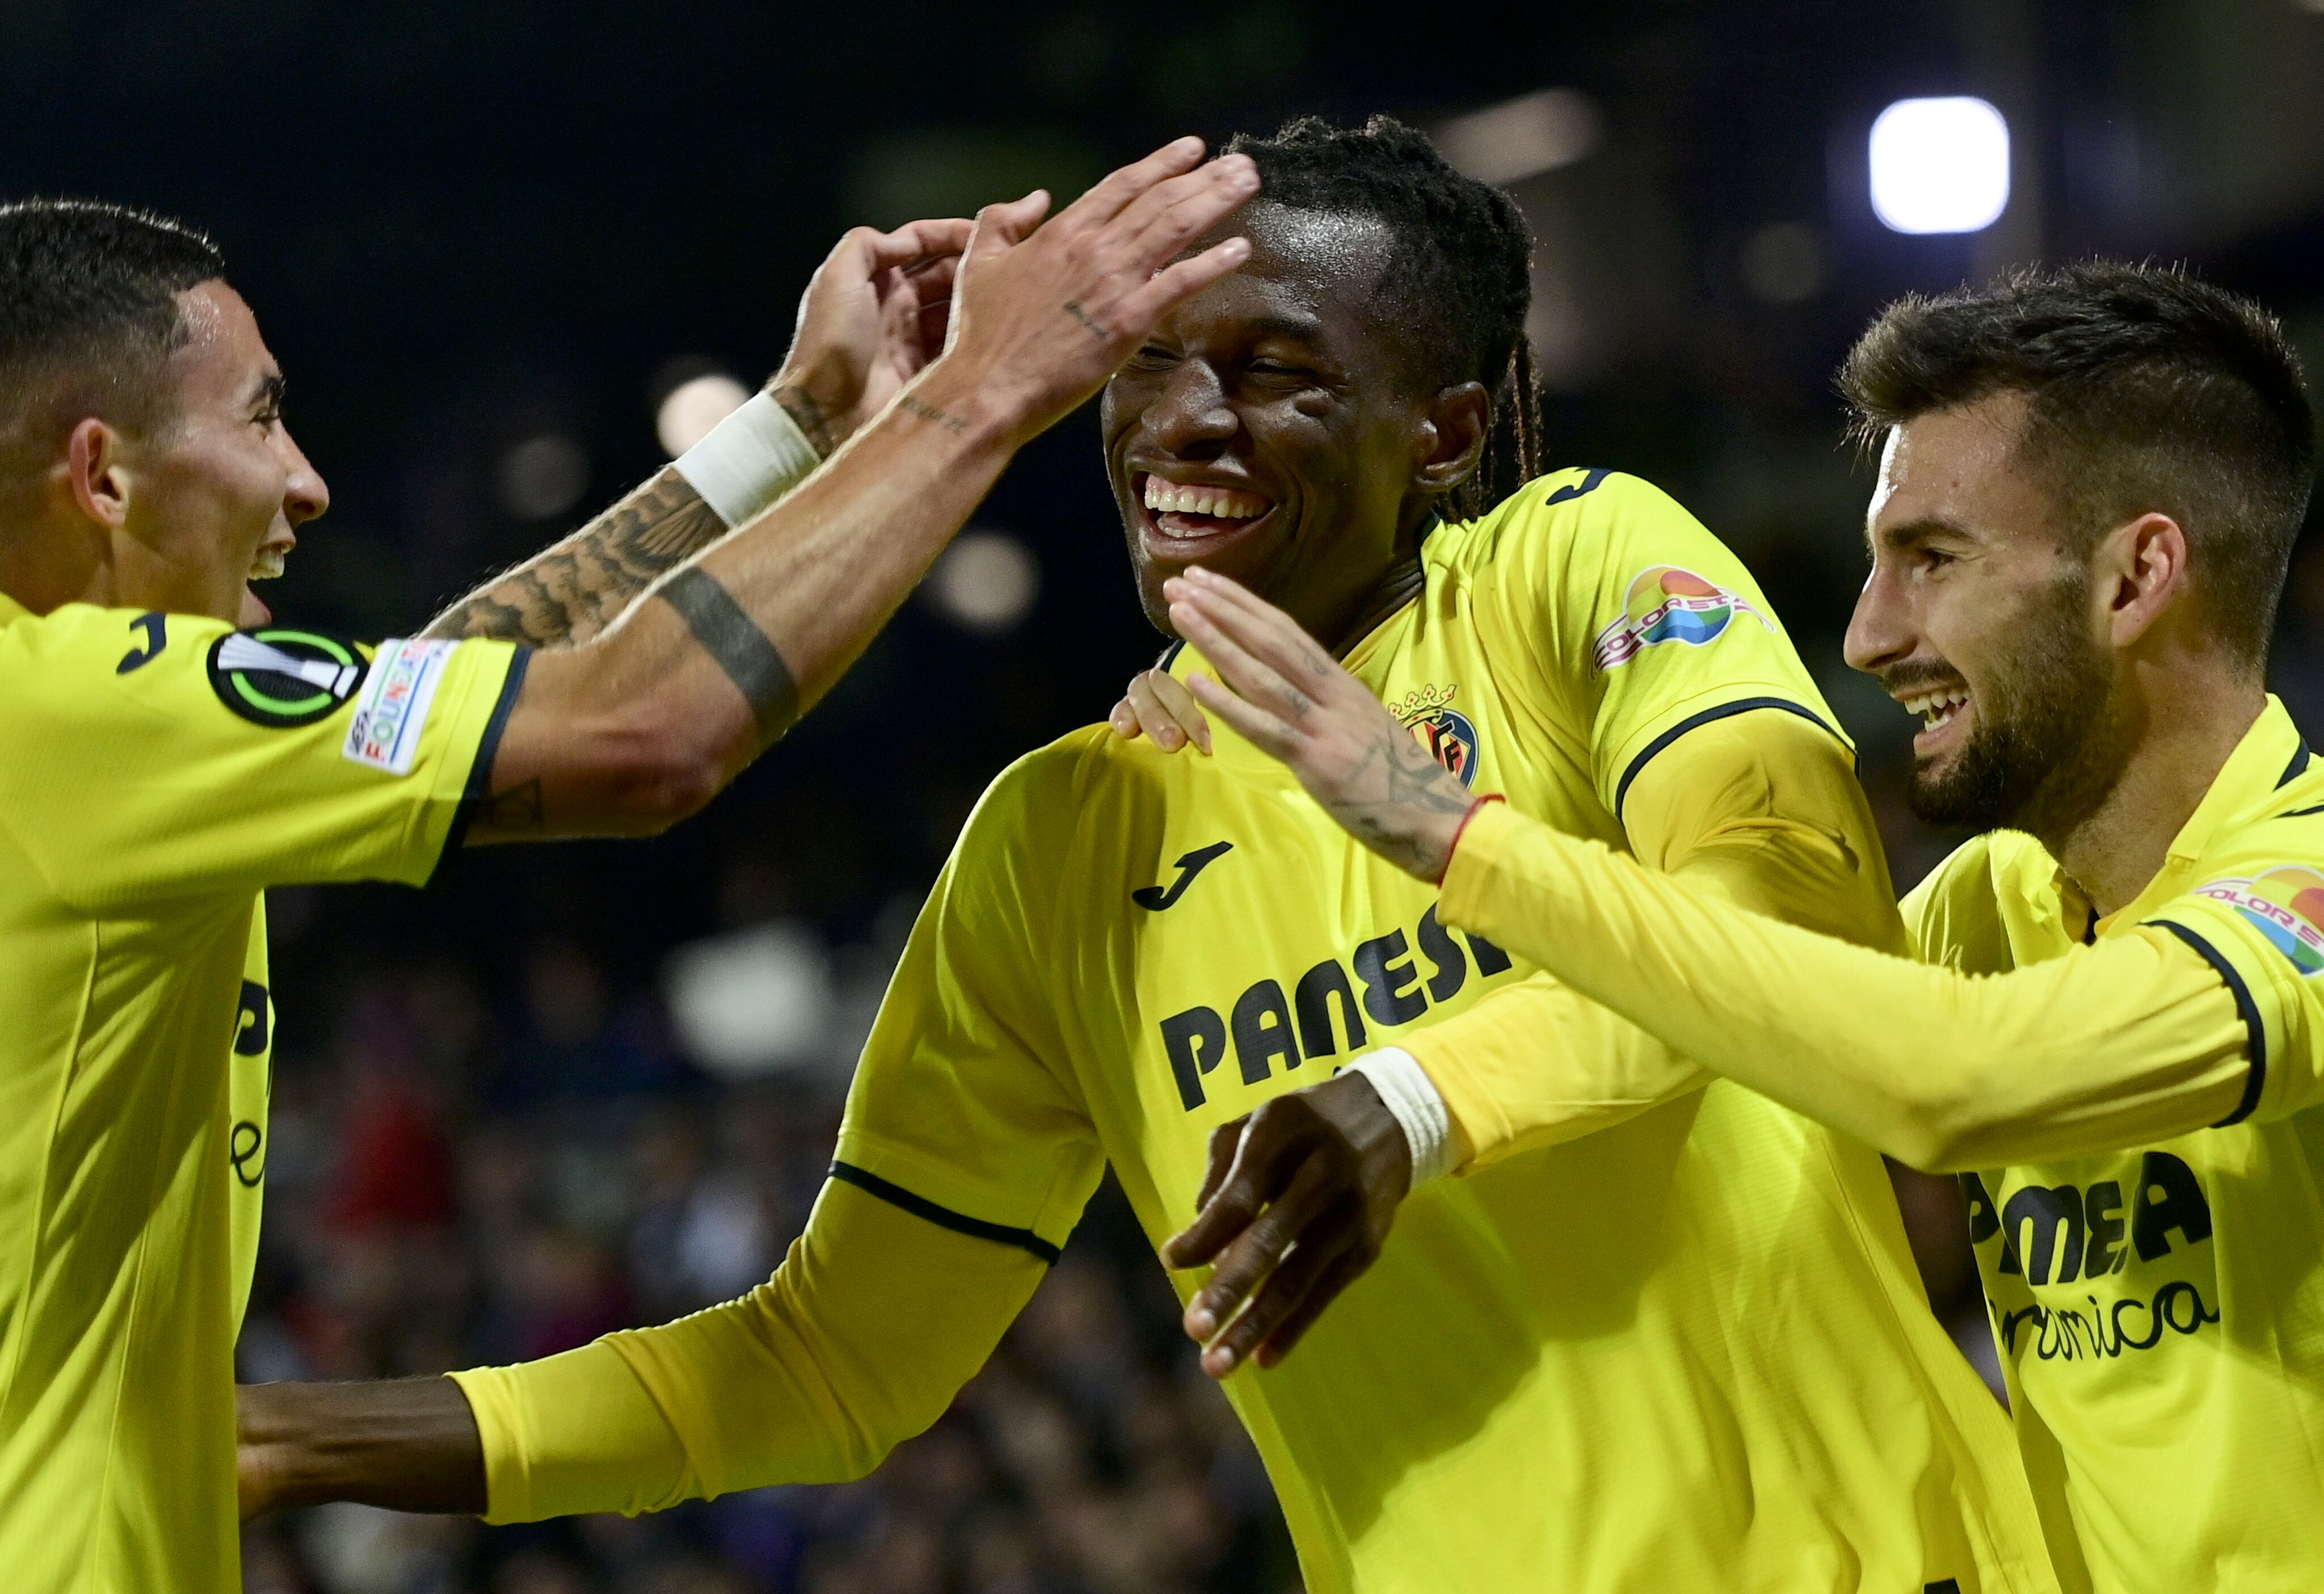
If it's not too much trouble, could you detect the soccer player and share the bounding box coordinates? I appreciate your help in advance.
[239,119,2057,1593]
[1163,262,2322,1592]
[0,140,1256,1593]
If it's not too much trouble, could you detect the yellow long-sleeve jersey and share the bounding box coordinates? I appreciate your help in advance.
[1425,695,2324,1593]
[452,471,2056,1593]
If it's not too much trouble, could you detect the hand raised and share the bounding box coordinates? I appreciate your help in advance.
[1163,567,1477,881]
[936,137,1257,448]
[772,217,975,453]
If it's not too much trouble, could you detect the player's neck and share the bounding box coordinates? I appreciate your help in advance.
[1312,552,1427,660]
[0,515,111,616]
[2043,663,2267,918]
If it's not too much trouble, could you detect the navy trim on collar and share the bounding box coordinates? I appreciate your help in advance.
[2277,741,2313,789]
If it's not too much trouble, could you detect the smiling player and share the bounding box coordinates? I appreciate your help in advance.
[0,145,1252,1593]
[239,119,2056,1594]
[1163,262,2323,1592]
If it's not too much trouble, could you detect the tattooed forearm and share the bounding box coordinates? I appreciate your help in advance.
[655,567,801,743]
[421,469,732,648]
[772,384,839,457]
[480,777,545,834]
[1326,726,1475,880]
[895,394,969,435]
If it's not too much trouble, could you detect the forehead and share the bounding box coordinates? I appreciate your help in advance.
[1161,201,1400,351]
[1870,390,2056,544]
[166,280,277,404]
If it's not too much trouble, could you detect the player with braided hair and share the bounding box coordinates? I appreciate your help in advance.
[1221,115,1546,523]
[243,118,2057,1592]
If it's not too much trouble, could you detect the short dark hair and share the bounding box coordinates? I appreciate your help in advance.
[0,198,225,482]
[1223,116,1543,523]
[1840,260,2317,666]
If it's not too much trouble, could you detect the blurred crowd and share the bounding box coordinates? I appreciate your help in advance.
[236,931,1297,1594]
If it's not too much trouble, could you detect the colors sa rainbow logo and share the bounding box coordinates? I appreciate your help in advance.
[1593,566,1767,670]
[1393,683,1479,788]
[2194,866,2324,975]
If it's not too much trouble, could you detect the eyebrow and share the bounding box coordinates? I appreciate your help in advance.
[1238,313,1327,346]
[1868,515,1974,555]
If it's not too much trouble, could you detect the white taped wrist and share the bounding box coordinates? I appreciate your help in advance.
[1349,1048,1454,1188]
[671,390,822,527]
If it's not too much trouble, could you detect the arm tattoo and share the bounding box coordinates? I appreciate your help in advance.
[1332,725,1473,879]
[896,394,969,435]
[422,470,730,647]
[656,567,801,741]
[773,384,839,457]
[481,777,545,834]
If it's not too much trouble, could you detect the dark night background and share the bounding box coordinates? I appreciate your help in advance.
[8,3,2322,1590]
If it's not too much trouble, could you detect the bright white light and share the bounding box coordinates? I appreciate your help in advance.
[1438,89,1602,187]
[655,371,751,457]
[928,531,1039,633]
[1870,97,2010,234]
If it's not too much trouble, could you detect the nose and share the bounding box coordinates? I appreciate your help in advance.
[1843,558,1914,676]
[1141,360,1237,459]
[277,426,330,525]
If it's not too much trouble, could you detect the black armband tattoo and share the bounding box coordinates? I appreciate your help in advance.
[656,567,801,740]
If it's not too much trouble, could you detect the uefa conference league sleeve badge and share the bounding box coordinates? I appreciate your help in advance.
[206,627,370,728]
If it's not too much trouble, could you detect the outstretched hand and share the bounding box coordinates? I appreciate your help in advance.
[1161,1071,1411,1377]
[1163,567,1478,881]
[772,217,975,455]
[938,138,1257,448]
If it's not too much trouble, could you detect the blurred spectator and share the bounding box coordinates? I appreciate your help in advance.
[242,950,1299,1593]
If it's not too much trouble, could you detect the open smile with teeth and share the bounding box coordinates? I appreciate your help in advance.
[1901,686,1971,734]
[248,546,289,581]
[1140,473,1275,540]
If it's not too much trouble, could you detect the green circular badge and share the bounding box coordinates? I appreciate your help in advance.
[206,627,369,727]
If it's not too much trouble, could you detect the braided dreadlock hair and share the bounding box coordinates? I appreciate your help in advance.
[1222,115,1544,524]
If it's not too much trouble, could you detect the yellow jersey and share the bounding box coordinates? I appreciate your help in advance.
[1906,699,2324,1592]
[1423,695,2324,1593]
[0,592,523,1592]
[454,472,2053,1593]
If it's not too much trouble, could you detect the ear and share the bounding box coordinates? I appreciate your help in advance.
[1412,380,1490,494]
[64,418,133,529]
[2094,511,2191,650]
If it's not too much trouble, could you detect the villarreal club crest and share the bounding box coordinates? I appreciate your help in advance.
[1395,683,1479,788]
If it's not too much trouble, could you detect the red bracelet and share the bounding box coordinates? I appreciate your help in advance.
[1439,793,1505,883]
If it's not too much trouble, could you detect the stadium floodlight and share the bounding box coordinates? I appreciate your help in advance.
[1868,96,2010,234]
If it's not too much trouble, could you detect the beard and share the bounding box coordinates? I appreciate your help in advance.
[1907,567,2132,836]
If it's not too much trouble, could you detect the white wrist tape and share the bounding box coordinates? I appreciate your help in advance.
[1349,1047,1454,1188]
[671,390,822,528]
